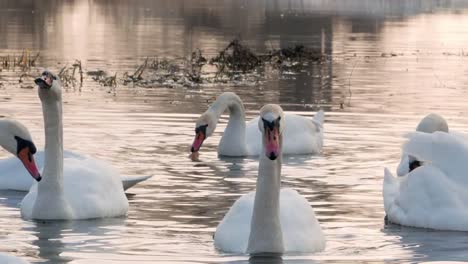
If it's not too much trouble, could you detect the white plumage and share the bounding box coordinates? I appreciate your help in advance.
[214,189,325,253]
[192,92,324,157]
[384,131,468,231]
[0,253,29,264]
[214,104,325,254]
[0,150,150,191]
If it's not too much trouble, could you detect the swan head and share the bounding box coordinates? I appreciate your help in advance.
[191,112,217,153]
[416,113,449,134]
[35,71,61,102]
[0,119,41,181]
[398,113,449,176]
[408,113,448,172]
[258,104,284,161]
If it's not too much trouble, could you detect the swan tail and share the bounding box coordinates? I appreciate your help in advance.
[383,167,399,215]
[121,175,152,190]
[312,110,324,126]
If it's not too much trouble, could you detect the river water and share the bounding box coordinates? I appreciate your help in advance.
[1,0,468,263]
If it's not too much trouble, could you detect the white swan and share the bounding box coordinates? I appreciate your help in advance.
[0,119,41,183]
[20,71,128,220]
[384,130,468,231]
[396,113,449,176]
[0,149,151,191]
[191,92,324,157]
[214,104,325,254]
[0,253,29,264]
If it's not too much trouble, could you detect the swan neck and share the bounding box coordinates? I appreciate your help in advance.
[40,99,64,192]
[247,137,283,254]
[210,93,247,155]
[0,121,11,153]
[209,93,246,125]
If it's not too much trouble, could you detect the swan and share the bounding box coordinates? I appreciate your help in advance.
[0,119,41,182]
[0,253,29,264]
[396,113,449,176]
[190,92,324,157]
[214,104,325,254]
[20,71,128,220]
[0,149,151,191]
[384,130,468,231]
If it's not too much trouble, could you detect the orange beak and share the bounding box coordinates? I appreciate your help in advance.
[191,131,206,153]
[264,126,280,160]
[18,147,41,182]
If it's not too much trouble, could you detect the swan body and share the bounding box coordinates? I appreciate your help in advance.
[0,253,29,264]
[214,104,325,254]
[0,150,150,191]
[384,131,468,231]
[20,71,128,220]
[214,189,325,253]
[191,92,324,157]
[21,152,128,219]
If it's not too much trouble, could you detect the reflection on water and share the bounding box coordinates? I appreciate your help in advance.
[1,0,468,263]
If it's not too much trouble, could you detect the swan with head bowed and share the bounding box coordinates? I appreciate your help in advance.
[0,119,41,182]
[19,71,128,220]
[396,113,449,176]
[214,104,325,254]
[0,89,150,192]
[384,113,468,231]
[0,149,150,191]
[191,92,324,157]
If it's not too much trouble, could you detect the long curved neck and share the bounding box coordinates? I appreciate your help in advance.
[210,93,247,155]
[39,98,64,193]
[247,137,284,254]
[0,121,11,153]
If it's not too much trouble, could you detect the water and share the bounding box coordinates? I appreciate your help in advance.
[1,0,468,263]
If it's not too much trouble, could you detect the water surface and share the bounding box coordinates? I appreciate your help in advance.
[1,0,468,263]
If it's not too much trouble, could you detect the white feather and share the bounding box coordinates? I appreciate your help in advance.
[384,131,468,231]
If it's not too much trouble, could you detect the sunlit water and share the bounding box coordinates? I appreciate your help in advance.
[1,0,468,263]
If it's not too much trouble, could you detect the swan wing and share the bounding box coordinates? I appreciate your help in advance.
[214,189,325,253]
[282,114,323,155]
[0,253,29,264]
[0,155,36,191]
[121,175,152,190]
[403,131,468,183]
[63,155,129,219]
[280,189,325,253]
[214,191,254,253]
[0,150,148,191]
[21,154,128,220]
[384,165,468,231]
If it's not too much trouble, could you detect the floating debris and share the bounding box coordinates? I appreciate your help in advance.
[210,39,262,76]
[58,60,84,89]
[2,40,330,90]
[0,49,40,69]
[88,70,117,87]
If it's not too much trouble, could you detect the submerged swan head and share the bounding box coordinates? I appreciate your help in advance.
[258,104,285,161]
[191,112,217,153]
[35,71,61,102]
[0,119,41,181]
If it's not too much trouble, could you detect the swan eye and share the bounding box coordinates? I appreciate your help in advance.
[14,136,36,155]
[195,124,208,134]
[42,71,56,80]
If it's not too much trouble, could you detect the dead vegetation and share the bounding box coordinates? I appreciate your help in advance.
[90,39,328,88]
[1,49,40,70]
[1,40,329,90]
[58,60,84,89]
